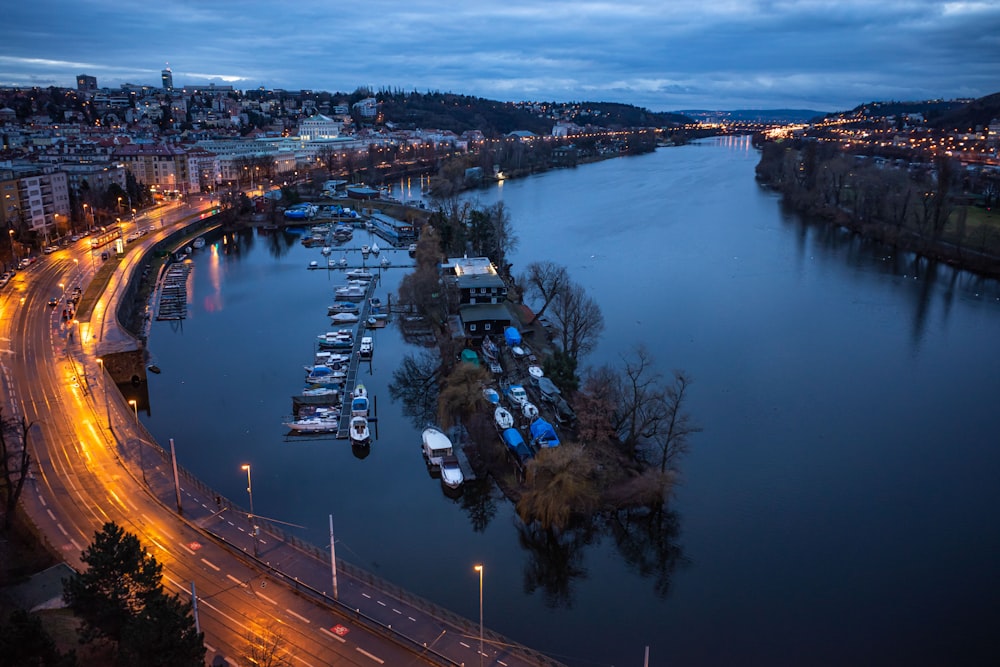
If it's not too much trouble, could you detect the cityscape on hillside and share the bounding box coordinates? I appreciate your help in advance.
[1,70,998,263]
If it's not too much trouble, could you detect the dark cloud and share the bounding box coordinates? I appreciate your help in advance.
[1,0,996,110]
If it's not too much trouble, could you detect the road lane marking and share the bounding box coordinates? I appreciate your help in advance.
[204,643,215,653]
[179,542,196,555]
[392,608,401,614]
[459,641,470,648]
[149,538,167,554]
[57,523,68,536]
[319,627,347,643]
[227,574,246,587]
[46,509,56,521]
[70,539,81,551]
[408,616,416,622]
[200,558,221,571]
[498,661,509,666]
[285,608,310,624]
[376,600,386,607]
[38,494,46,506]
[362,593,372,599]
[355,647,384,664]
[257,592,277,605]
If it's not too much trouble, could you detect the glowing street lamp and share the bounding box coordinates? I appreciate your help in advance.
[129,399,145,483]
[242,463,257,556]
[474,564,484,667]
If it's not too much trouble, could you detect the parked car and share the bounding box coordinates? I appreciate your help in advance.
[43,245,58,254]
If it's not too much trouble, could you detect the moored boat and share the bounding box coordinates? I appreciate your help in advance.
[349,415,371,445]
[521,401,539,420]
[284,412,339,433]
[331,312,360,324]
[483,387,500,404]
[440,455,464,488]
[495,406,515,430]
[421,426,453,467]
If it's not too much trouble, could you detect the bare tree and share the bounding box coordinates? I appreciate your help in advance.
[519,261,569,324]
[241,620,290,667]
[0,410,33,529]
[550,280,604,365]
[651,371,701,473]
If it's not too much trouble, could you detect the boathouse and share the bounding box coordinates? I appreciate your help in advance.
[441,256,508,305]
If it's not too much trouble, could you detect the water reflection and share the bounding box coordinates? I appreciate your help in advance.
[518,520,595,608]
[606,506,687,599]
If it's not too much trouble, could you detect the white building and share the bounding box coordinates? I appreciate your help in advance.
[297,114,342,140]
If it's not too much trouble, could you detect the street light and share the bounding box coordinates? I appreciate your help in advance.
[129,399,145,483]
[474,564,484,667]
[242,463,257,556]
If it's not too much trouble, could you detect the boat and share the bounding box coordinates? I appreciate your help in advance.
[335,284,366,299]
[422,426,454,467]
[317,332,354,349]
[483,387,500,404]
[345,269,374,280]
[284,412,339,433]
[506,384,528,406]
[351,385,369,417]
[338,254,348,267]
[301,386,339,398]
[313,351,350,366]
[370,242,380,255]
[521,401,539,420]
[370,297,383,311]
[440,455,464,489]
[321,246,332,256]
[349,415,371,445]
[380,256,391,268]
[501,428,533,464]
[305,365,345,385]
[359,336,374,359]
[328,258,339,268]
[495,406,515,430]
[328,302,360,314]
[361,245,370,255]
[481,335,500,362]
[529,418,560,448]
[528,365,544,379]
[408,243,417,257]
[331,312,360,324]
[192,237,206,249]
[308,260,319,269]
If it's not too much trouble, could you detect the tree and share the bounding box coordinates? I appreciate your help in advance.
[650,371,701,474]
[550,280,604,365]
[516,444,599,532]
[0,609,77,666]
[519,261,569,324]
[0,410,34,529]
[241,621,291,667]
[63,522,204,665]
[437,362,491,430]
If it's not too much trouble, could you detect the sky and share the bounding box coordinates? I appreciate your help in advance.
[1,0,997,113]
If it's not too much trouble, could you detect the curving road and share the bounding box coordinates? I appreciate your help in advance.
[0,202,561,667]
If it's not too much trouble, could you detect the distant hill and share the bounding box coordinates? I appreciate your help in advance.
[826,93,1000,129]
[926,92,1000,130]
[375,91,692,136]
[677,109,825,124]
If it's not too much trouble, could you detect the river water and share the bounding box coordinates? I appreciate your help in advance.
[142,137,1000,666]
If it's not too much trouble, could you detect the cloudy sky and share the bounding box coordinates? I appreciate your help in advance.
[1,0,997,112]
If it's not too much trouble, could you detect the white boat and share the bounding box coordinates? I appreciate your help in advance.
[351,384,369,417]
[370,242,380,255]
[483,387,500,404]
[359,336,374,359]
[308,260,319,269]
[328,301,359,314]
[192,237,206,249]
[328,258,339,268]
[380,256,391,268]
[522,401,539,420]
[440,456,464,489]
[349,415,371,445]
[422,426,453,467]
[335,284,366,298]
[361,245,371,255]
[408,243,417,257]
[305,365,345,384]
[284,414,338,433]
[506,384,528,406]
[345,269,374,280]
[528,365,544,379]
[313,351,350,366]
[339,254,348,267]
[321,246,332,256]
[495,406,515,430]
[301,386,339,398]
[331,312,360,324]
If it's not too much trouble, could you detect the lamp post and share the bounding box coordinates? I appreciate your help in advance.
[96,358,109,428]
[129,399,145,482]
[474,564,484,667]
[8,229,17,265]
[242,464,257,556]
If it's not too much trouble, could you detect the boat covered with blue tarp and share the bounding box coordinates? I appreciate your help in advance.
[502,428,533,463]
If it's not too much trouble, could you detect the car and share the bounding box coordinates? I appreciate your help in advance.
[43,245,58,254]
[18,258,31,269]
[70,234,81,242]
[47,297,58,307]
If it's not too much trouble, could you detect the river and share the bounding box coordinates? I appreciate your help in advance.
[141,136,1000,666]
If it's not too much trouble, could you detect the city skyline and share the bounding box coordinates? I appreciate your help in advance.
[1,1,998,112]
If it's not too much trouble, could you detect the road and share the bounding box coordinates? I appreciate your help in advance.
[0,200,563,667]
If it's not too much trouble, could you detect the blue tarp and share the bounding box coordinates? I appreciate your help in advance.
[502,428,533,462]
[529,418,560,447]
[504,326,522,346]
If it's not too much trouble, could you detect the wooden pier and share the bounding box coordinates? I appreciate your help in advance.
[335,277,380,440]
[154,262,191,320]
